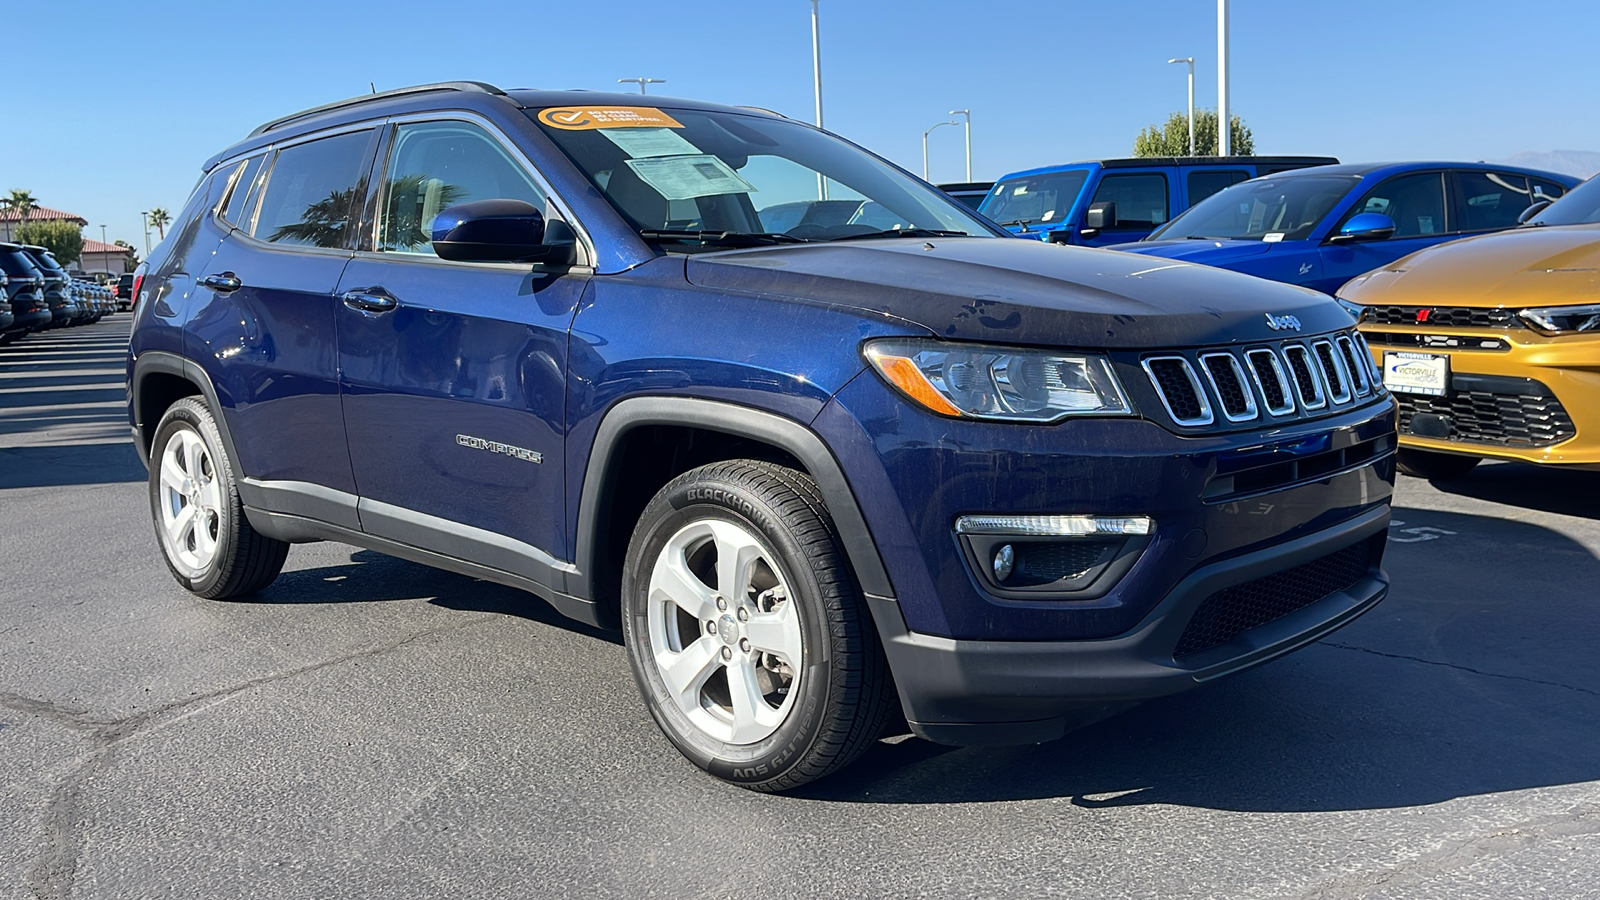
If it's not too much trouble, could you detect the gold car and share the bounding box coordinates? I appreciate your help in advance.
[1340,178,1600,478]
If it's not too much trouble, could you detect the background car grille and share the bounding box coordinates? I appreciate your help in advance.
[1142,329,1377,430]
[1173,536,1379,660]
[1397,391,1576,446]
[1363,306,1523,328]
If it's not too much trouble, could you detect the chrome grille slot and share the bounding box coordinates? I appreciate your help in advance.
[1313,340,1353,405]
[1245,349,1295,416]
[1200,352,1258,422]
[1142,356,1214,426]
[1335,335,1371,396]
[1282,344,1326,410]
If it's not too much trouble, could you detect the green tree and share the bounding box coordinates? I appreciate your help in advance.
[16,220,85,267]
[2,189,40,219]
[147,207,172,240]
[1133,109,1254,157]
[114,239,142,269]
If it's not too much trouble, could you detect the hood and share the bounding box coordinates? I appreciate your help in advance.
[684,237,1351,349]
[1341,223,1600,307]
[1116,237,1277,265]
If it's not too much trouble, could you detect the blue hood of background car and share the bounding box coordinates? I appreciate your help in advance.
[1115,237,1278,265]
[684,237,1351,349]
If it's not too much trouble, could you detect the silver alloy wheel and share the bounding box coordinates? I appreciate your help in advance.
[646,519,804,745]
[156,428,223,577]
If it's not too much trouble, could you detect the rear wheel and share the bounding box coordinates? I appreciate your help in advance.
[1396,448,1481,480]
[622,460,896,792]
[149,398,288,599]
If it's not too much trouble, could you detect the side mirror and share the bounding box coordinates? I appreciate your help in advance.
[431,199,575,265]
[1085,201,1117,231]
[1328,212,1396,244]
[1517,199,1553,225]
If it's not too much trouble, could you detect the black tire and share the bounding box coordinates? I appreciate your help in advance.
[1396,448,1481,480]
[622,460,897,792]
[148,397,288,599]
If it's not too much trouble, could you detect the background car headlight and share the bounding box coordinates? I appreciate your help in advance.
[1519,304,1600,335]
[1335,297,1366,321]
[863,339,1133,422]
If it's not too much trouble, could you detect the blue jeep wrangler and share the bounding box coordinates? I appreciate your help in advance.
[980,156,1337,246]
[128,82,1395,790]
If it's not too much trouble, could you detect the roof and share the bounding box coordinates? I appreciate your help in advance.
[1253,161,1584,182]
[81,239,134,255]
[0,206,88,225]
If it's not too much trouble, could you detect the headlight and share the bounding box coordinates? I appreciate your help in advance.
[863,339,1133,422]
[1519,304,1600,335]
[1335,297,1366,321]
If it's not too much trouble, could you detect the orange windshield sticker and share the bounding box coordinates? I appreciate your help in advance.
[537,106,685,130]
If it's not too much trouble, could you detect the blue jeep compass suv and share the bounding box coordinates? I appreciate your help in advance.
[128,82,1397,790]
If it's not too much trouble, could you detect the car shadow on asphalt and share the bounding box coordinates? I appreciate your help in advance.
[249,548,622,645]
[0,442,147,488]
[793,507,1600,811]
[1421,459,1600,520]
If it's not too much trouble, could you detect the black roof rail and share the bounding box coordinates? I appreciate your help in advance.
[247,81,507,138]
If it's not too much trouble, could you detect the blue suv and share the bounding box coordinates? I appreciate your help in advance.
[1116,162,1580,294]
[128,82,1397,790]
[979,156,1337,246]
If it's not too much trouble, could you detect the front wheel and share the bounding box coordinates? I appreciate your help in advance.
[1396,448,1481,480]
[148,398,289,599]
[622,460,896,792]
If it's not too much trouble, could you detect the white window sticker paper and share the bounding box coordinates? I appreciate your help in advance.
[600,127,699,159]
[1262,232,1285,242]
[624,154,756,200]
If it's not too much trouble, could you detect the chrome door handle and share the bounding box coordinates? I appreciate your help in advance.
[200,272,242,293]
[341,288,399,313]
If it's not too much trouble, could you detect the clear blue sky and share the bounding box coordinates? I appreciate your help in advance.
[7,0,1600,257]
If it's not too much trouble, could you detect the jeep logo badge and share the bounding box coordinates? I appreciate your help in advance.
[1265,313,1303,332]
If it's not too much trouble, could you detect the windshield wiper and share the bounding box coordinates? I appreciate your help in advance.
[827,228,971,241]
[637,229,811,246]
[996,219,1033,232]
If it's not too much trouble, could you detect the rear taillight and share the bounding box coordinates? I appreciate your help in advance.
[131,274,144,308]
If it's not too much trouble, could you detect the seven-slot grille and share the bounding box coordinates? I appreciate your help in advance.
[1144,331,1379,429]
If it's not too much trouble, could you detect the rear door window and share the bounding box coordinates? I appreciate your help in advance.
[1089,173,1169,231]
[377,121,549,256]
[1187,169,1249,206]
[1452,171,1533,232]
[1341,172,1448,238]
[251,130,375,249]
[219,155,267,229]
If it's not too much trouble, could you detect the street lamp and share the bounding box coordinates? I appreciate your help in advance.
[949,109,972,181]
[1217,0,1231,156]
[618,78,665,95]
[1168,58,1194,156]
[922,121,959,181]
[809,0,826,199]
[139,211,150,255]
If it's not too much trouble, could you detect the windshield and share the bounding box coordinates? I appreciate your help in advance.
[978,170,1089,227]
[1151,174,1360,241]
[531,105,992,247]
[1528,175,1600,227]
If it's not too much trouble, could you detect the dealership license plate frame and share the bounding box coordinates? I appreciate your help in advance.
[1383,351,1450,396]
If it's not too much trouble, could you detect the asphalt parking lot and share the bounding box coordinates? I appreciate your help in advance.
[3,316,1598,900]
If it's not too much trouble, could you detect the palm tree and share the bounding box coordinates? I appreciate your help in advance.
[148,207,172,240]
[3,189,39,220]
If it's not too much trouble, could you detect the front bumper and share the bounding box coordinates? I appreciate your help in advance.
[1362,323,1600,467]
[873,506,1390,745]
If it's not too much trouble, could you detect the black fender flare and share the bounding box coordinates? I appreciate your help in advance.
[574,396,894,600]
[128,351,243,473]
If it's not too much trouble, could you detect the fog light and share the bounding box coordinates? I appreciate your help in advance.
[993,544,1015,582]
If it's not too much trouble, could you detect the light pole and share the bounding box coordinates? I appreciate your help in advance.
[617,78,664,95]
[1217,0,1231,157]
[922,121,959,180]
[1167,58,1194,156]
[809,0,827,199]
[948,109,972,181]
[139,211,150,255]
